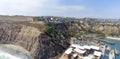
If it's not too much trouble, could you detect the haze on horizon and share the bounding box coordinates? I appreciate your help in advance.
[0,0,120,19]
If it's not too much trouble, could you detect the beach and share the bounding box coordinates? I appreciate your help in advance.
[106,36,120,40]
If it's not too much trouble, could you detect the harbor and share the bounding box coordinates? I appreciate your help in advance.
[60,37,120,59]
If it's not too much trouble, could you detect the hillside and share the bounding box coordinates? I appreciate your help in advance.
[0,16,120,59]
[0,15,33,21]
[0,17,70,59]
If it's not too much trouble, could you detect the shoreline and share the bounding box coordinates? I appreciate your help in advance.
[106,36,120,40]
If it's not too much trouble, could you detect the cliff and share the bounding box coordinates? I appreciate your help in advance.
[0,20,70,59]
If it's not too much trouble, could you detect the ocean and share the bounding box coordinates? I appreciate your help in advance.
[103,39,120,59]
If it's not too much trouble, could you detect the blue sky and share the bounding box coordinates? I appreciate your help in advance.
[0,0,120,18]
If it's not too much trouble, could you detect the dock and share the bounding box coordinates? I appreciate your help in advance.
[59,44,104,59]
[99,39,115,45]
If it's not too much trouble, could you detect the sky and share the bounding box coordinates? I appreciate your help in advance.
[0,0,120,18]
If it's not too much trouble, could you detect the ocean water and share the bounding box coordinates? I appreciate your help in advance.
[0,50,20,59]
[103,39,120,59]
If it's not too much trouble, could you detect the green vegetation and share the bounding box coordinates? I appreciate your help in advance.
[33,17,42,21]
[45,23,71,40]
[45,26,56,38]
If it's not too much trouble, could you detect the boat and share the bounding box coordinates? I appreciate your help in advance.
[109,50,115,59]
[114,48,119,55]
[106,46,111,52]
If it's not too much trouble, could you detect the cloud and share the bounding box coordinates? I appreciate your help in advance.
[0,0,91,16]
[56,5,91,12]
[0,0,47,14]
[38,4,92,17]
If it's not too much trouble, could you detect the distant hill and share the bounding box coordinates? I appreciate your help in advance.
[0,15,33,21]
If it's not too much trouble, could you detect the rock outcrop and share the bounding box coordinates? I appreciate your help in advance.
[0,22,41,58]
[0,21,70,59]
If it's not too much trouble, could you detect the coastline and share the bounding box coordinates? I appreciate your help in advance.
[106,36,120,40]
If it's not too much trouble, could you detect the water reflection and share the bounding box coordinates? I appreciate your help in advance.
[104,39,120,59]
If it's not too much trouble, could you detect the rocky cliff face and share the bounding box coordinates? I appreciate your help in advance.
[0,21,70,59]
[0,22,41,58]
